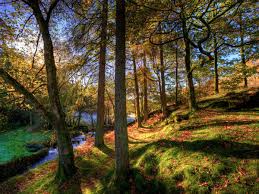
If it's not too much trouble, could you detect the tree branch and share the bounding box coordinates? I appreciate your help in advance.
[0,68,52,121]
[31,32,41,68]
[46,0,60,23]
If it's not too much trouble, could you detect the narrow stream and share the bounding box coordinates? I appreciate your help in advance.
[30,132,94,169]
[30,116,134,169]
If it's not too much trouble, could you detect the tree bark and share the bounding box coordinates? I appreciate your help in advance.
[159,44,167,118]
[25,1,76,182]
[183,20,198,111]
[132,54,141,127]
[175,44,179,105]
[95,0,108,147]
[143,51,148,121]
[213,35,219,94]
[239,13,248,88]
[77,111,82,128]
[115,0,129,183]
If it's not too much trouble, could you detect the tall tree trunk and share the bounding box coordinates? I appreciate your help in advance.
[143,51,148,121]
[96,0,108,147]
[183,20,198,111]
[77,111,82,128]
[213,35,219,94]
[175,44,179,105]
[115,0,129,183]
[240,12,248,88]
[184,40,197,111]
[159,44,167,117]
[90,113,95,129]
[132,54,141,127]
[140,91,144,115]
[29,2,76,182]
[43,26,76,183]
[157,71,162,103]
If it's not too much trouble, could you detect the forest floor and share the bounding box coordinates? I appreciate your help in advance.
[0,89,258,194]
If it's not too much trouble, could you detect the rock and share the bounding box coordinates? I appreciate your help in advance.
[25,143,45,152]
[209,101,229,108]
[172,113,190,123]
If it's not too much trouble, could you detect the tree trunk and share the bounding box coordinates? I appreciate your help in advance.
[143,51,148,121]
[132,54,141,127]
[90,113,95,129]
[29,111,33,126]
[182,19,198,111]
[239,12,248,88]
[175,44,179,105]
[159,44,167,118]
[96,0,108,147]
[77,111,82,128]
[115,0,129,183]
[185,41,197,111]
[183,48,197,111]
[213,35,219,94]
[30,2,76,182]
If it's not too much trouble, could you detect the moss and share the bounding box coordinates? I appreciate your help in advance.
[1,89,259,193]
[0,127,52,164]
[0,148,48,181]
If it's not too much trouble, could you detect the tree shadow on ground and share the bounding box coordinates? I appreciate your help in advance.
[98,144,115,158]
[92,168,167,194]
[128,136,149,144]
[179,120,258,131]
[131,139,259,160]
[58,173,82,194]
[136,127,164,133]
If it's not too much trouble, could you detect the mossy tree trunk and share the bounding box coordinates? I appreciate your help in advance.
[23,1,76,182]
[115,0,129,183]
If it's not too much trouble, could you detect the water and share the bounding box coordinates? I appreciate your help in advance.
[75,112,135,125]
[30,133,91,169]
[30,113,135,169]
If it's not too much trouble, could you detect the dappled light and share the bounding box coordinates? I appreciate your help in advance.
[0,0,258,193]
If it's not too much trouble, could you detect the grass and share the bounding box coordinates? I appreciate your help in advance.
[0,89,258,193]
[0,127,52,164]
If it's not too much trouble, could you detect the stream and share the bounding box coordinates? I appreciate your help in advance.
[30,133,94,169]
[30,115,134,169]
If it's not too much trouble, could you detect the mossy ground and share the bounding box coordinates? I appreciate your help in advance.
[0,90,258,193]
[0,128,52,164]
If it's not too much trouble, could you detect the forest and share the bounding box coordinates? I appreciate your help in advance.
[0,0,258,193]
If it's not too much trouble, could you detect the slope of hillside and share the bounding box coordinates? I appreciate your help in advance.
[0,89,258,194]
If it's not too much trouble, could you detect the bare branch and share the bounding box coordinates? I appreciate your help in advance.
[46,0,60,23]
[15,13,33,39]
[31,32,41,69]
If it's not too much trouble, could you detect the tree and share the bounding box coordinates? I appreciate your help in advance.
[139,0,245,111]
[175,41,179,105]
[95,0,108,147]
[0,0,76,183]
[114,0,129,183]
[142,50,149,120]
[132,53,142,127]
[159,44,167,117]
